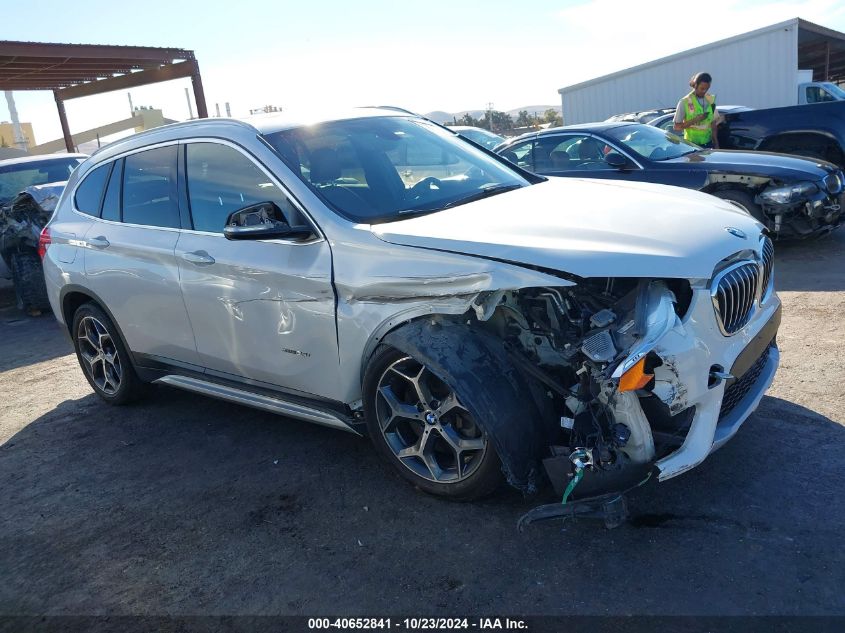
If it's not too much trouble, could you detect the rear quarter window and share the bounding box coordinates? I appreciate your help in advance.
[74,163,111,216]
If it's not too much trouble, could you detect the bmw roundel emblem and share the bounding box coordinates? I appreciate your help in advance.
[725,227,747,239]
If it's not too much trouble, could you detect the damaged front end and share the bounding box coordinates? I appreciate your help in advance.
[388,251,780,514]
[478,278,691,501]
[756,171,844,238]
[0,183,63,262]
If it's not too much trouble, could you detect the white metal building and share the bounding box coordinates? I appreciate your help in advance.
[557,18,845,124]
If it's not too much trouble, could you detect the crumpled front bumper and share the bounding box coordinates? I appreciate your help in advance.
[646,286,782,481]
[762,188,843,237]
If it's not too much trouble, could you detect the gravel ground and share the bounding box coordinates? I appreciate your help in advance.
[1,230,844,618]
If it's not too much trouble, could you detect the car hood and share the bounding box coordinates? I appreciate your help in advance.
[665,149,838,181]
[371,178,763,279]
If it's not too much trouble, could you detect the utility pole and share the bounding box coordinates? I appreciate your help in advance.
[225,102,231,117]
[215,103,221,117]
[185,87,194,120]
[486,101,494,132]
[4,91,28,151]
[128,91,134,117]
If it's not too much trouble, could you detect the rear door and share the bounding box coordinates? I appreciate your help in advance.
[175,140,338,397]
[82,145,200,367]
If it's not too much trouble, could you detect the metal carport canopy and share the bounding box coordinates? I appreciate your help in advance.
[0,40,208,152]
[798,19,845,82]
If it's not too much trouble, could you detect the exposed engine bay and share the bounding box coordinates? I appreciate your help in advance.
[475,279,694,503]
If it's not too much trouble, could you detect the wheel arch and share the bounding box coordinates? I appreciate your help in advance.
[701,181,761,196]
[374,317,556,493]
[59,285,135,364]
[759,132,845,164]
[358,304,478,392]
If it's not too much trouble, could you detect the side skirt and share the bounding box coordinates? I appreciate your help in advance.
[152,375,360,434]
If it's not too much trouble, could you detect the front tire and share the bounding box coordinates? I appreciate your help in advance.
[72,303,145,405]
[363,346,503,501]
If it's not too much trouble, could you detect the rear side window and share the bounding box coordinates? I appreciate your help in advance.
[122,146,179,229]
[101,159,122,222]
[185,142,303,233]
[74,164,110,216]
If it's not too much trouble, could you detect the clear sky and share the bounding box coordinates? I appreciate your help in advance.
[3,0,845,146]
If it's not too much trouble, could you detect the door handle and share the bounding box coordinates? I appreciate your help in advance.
[87,236,110,249]
[181,250,216,265]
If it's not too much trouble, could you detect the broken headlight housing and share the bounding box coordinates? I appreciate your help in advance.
[759,181,818,205]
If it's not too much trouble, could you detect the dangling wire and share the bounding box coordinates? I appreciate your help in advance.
[561,468,584,504]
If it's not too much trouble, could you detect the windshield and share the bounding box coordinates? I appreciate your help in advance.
[821,82,845,100]
[0,157,82,204]
[262,117,528,223]
[455,128,506,149]
[604,124,699,161]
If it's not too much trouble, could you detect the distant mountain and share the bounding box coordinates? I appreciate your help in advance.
[424,105,561,124]
[424,111,456,124]
[509,105,560,117]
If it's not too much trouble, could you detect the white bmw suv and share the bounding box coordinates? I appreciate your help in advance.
[41,108,780,501]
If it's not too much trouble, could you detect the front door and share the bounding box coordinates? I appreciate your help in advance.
[175,140,339,399]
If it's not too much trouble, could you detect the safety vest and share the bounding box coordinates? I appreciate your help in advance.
[681,91,716,145]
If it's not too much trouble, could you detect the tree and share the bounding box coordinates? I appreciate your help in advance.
[490,111,514,134]
[516,110,532,127]
[459,113,477,127]
[543,108,563,127]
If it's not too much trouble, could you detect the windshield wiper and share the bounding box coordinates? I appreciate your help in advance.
[394,207,442,219]
[440,183,524,209]
[384,183,525,222]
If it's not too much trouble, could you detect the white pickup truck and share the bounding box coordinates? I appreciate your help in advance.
[796,70,845,105]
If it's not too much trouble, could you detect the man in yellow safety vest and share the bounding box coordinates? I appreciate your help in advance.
[673,72,720,148]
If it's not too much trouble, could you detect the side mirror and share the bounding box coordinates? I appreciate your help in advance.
[604,152,630,169]
[223,201,313,241]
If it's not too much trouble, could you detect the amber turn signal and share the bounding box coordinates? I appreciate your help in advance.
[618,357,654,392]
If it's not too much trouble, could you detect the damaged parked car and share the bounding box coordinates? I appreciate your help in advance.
[496,122,843,239]
[0,154,85,312]
[42,109,780,506]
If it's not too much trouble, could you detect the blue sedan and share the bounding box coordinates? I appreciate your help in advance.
[494,123,843,239]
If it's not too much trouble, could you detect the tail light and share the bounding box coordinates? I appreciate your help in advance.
[37,226,51,259]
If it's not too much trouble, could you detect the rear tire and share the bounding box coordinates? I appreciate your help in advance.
[712,188,767,225]
[363,345,503,501]
[72,302,145,405]
[9,251,49,314]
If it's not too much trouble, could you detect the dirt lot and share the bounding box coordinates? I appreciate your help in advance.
[1,230,844,619]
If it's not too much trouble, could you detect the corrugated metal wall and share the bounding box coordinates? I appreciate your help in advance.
[560,24,798,124]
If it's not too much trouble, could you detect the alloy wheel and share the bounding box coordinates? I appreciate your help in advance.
[76,316,123,395]
[375,356,487,483]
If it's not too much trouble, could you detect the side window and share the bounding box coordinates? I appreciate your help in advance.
[101,159,122,222]
[551,135,614,171]
[500,141,534,171]
[74,163,111,216]
[533,136,574,173]
[122,146,179,229]
[186,142,303,233]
